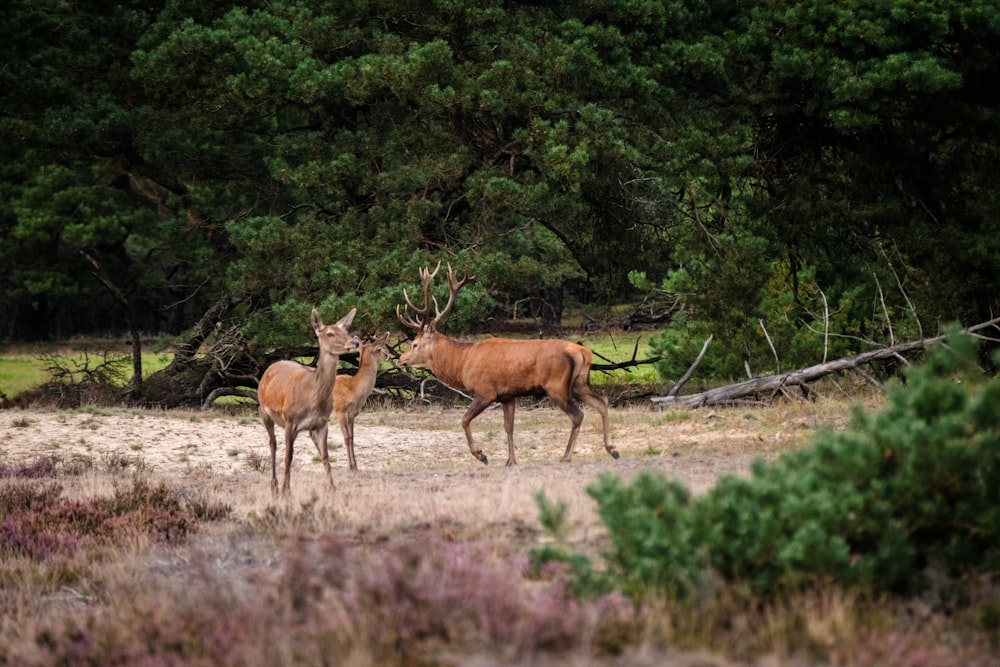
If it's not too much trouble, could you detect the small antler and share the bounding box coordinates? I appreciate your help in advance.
[396,262,474,331]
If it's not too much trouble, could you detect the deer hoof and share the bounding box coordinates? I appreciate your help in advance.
[611,450,620,460]
[477,452,488,465]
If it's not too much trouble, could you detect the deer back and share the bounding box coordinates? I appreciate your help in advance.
[458,338,592,399]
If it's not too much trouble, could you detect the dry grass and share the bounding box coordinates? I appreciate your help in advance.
[2,395,998,665]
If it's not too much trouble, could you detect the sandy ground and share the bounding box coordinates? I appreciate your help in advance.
[0,400,852,666]
[0,401,828,538]
[0,402,808,489]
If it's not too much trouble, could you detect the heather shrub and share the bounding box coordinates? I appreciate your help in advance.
[0,456,60,479]
[333,531,632,660]
[537,330,1000,601]
[0,481,64,515]
[1,474,227,564]
[0,455,94,480]
[279,530,638,663]
[103,476,195,545]
[31,577,258,667]
[23,529,638,667]
[0,513,81,561]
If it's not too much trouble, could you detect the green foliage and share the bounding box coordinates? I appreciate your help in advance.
[3,0,999,396]
[587,473,703,600]
[537,331,1000,602]
[647,246,922,383]
[726,0,1000,326]
[529,491,610,599]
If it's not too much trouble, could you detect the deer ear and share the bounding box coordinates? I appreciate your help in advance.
[311,308,323,331]
[336,307,357,330]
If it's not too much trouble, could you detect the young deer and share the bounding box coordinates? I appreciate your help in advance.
[331,332,390,471]
[258,308,360,496]
[398,263,616,466]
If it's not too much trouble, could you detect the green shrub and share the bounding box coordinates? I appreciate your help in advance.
[536,330,1000,601]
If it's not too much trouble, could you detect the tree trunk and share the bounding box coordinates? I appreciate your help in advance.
[539,285,564,328]
[135,293,251,408]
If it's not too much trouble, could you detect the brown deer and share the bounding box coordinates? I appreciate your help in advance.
[332,332,391,471]
[258,308,360,495]
[397,263,616,466]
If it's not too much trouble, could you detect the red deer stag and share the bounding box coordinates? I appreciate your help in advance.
[258,308,360,495]
[332,332,391,471]
[397,263,616,466]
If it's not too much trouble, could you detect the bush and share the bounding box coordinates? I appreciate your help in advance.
[537,330,1000,601]
[0,473,230,563]
[25,530,637,667]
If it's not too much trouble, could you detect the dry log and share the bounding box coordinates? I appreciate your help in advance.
[652,316,1000,409]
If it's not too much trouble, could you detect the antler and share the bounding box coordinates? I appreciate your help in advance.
[396,262,474,331]
[397,261,441,331]
[434,264,472,326]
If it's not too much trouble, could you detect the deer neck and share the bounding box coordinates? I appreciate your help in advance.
[314,350,341,410]
[354,348,379,395]
[428,333,472,390]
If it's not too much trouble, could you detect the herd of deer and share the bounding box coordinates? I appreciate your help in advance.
[257,263,617,496]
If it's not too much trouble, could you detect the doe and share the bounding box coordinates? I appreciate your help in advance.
[332,332,391,471]
[258,307,360,495]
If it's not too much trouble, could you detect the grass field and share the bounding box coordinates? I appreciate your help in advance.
[0,349,173,398]
[0,331,662,399]
[3,327,999,665]
[3,395,997,666]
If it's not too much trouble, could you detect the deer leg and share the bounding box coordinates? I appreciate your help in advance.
[310,424,335,491]
[577,391,617,459]
[559,401,585,462]
[263,415,279,496]
[501,400,517,466]
[462,396,492,465]
[337,413,357,472]
[346,414,357,472]
[282,428,295,496]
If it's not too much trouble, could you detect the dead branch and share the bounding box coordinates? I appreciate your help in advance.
[666,334,713,399]
[201,387,259,410]
[652,316,1000,409]
[175,293,235,363]
[590,338,661,373]
[759,319,779,373]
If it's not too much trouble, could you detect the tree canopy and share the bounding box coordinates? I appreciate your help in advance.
[2,0,998,396]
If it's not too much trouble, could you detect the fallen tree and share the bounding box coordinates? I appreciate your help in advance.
[652,317,1000,409]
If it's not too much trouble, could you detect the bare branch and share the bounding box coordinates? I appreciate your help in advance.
[201,387,259,410]
[666,334,713,398]
[874,271,894,346]
[820,288,830,363]
[759,319,780,373]
[652,316,1000,409]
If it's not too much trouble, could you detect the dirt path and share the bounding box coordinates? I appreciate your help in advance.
[0,401,838,532]
[0,401,858,666]
[0,403,818,490]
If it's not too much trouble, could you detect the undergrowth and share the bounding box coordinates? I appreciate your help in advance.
[531,328,1000,663]
[3,331,999,665]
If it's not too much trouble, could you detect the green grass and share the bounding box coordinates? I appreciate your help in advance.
[582,333,661,385]
[0,329,666,399]
[0,352,173,398]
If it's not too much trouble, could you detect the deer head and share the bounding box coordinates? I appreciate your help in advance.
[397,263,472,371]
